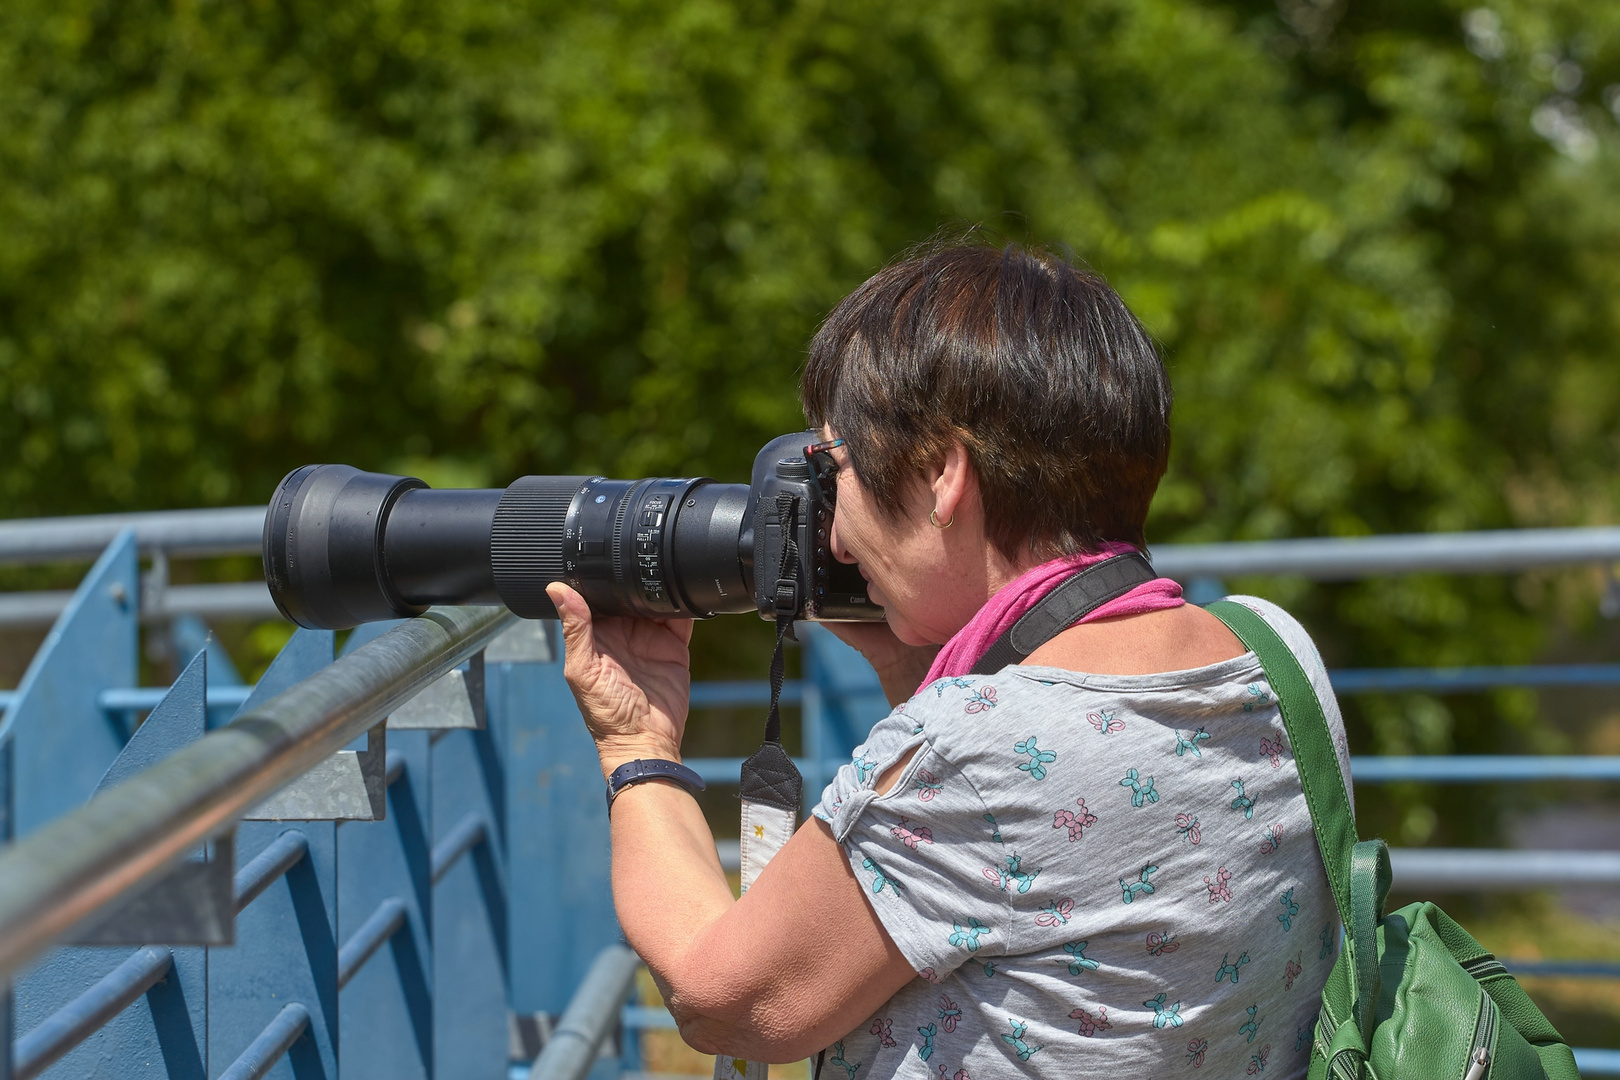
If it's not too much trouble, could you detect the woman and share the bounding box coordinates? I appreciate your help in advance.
[545,240,1351,1078]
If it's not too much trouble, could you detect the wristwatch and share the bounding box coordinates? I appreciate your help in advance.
[604,758,707,811]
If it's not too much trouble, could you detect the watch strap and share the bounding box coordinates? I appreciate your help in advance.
[605,758,707,810]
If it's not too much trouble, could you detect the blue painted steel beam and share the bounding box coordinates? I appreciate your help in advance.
[685,757,809,784]
[1330,664,1620,692]
[216,1002,311,1080]
[1504,960,1620,979]
[96,686,254,712]
[385,748,406,787]
[692,755,1620,786]
[430,813,488,886]
[621,1005,678,1030]
[210,626,339,1080]
[11,947,171,1080]
[1351,756,1620,783]
[336,898,408,990]
[688,680,806,708]
[0,687,252,714]
[1389,848,1620,889]
[1,530,137,836]
[1577,1048,1620,1076]
[6,659,1618,717]
[340,614,434,1080]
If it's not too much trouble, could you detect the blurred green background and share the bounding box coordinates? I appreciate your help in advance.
[3,0,1620,908]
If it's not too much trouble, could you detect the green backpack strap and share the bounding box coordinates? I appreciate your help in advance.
[1204,601,1358,910]
[1206,600,1382,1042]
[1349,837,1392,1048]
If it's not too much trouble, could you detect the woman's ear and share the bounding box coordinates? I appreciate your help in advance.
[931,440,974,528]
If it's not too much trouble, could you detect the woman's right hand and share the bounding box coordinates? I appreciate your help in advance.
[822,622,941,707]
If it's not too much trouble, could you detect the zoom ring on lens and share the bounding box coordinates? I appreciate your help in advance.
[492,476,588,618]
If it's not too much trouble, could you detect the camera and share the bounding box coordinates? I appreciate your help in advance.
[262,432,882,630]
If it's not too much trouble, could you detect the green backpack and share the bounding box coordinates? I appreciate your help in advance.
[1206,600,1580,1080]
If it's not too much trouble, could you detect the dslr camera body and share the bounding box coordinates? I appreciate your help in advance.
[263,433,880,630]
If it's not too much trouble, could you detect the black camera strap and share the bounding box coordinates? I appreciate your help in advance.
[969,551,1157,674]
[738,491,805,841]
[720,494,805,1080]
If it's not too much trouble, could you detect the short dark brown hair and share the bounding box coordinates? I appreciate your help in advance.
[801,239,1171,558]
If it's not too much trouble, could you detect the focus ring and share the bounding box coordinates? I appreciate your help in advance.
[492,476,587,618]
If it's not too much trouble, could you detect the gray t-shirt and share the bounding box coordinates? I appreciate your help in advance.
[812,597,1351,1080]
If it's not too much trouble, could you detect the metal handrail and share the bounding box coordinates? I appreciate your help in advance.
[0,582,280,629]
[526,944,642,1080]
[0,507,266,565]
[0,605,517,981]
[1151,526,1620,579]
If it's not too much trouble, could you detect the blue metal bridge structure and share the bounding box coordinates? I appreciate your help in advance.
[2,511,1620,1078]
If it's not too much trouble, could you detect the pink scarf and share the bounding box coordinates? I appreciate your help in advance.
[920,543,1185,688]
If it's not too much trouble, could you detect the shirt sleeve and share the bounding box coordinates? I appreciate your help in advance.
[815,713,1011,980]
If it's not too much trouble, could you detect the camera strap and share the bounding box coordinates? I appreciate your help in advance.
[715,494,804,1080]
[968,551,1157,674]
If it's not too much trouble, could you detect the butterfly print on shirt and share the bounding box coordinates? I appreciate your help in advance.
[1146,930,1179,956]
[1089,710,1125,734]
[964,686,998,713]
[890,817,933,850]
[937,994,962,1033]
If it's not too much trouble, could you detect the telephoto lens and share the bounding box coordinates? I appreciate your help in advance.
[263,465,756,630]
[263,433,879,630]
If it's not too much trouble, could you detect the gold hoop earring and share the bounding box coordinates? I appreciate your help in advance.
[930,508,954,529]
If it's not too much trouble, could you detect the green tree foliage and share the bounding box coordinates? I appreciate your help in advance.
[2,0,1618,839]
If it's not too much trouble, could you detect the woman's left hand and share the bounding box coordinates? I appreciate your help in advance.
[545,582,694,777]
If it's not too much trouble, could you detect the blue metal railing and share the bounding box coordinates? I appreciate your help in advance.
[0,530,618,1080]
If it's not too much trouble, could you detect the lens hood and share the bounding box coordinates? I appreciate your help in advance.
[263,464,427,629]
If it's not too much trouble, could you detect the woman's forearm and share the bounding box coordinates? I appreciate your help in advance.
[872,646,939,706]
[605,780,804,1058]
[606,777,735,981]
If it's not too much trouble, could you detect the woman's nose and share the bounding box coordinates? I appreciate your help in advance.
[827,514,857,565]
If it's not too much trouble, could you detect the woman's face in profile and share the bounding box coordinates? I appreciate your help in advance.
[820,428,971,646]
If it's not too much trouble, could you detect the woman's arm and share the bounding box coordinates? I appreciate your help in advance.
[608,784,915,1060]
[546,583,917,1063]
